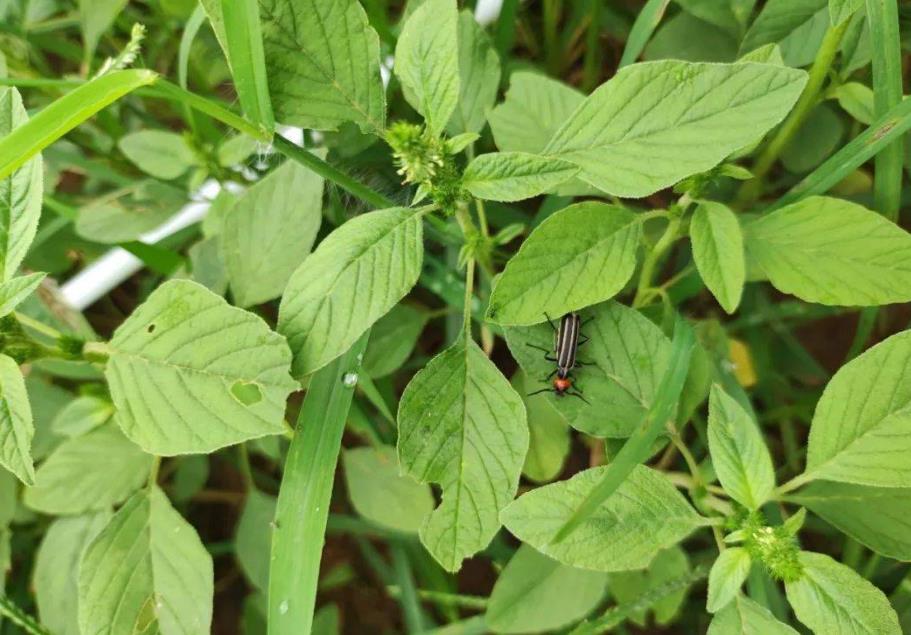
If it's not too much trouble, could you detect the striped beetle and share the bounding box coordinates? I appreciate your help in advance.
[527,312,591,403]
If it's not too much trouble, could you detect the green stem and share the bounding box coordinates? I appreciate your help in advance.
[0,596,51,635]
[633,216,681,308]
[736,20,849,208]
[542,0,562,74]
[774,471,814,498]
[390,545,424,634]
[13,312,62,340]
[146,80,271,141]
[386,587,488,610]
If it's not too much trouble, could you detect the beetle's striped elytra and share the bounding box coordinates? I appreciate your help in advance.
[527,312,591,403]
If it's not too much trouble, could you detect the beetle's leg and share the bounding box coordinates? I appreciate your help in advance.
[568,391,590,405]
[544,313,558,332]
[527,388,554,397]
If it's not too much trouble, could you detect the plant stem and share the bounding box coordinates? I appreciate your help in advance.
[386,587,488,610]
[775,471,814,498]
[0,596,51,635]
[736,20,849,208]
[633,216,680,308]
[390,545,424,634]
[13,312,62,340]
[542,0,561,74]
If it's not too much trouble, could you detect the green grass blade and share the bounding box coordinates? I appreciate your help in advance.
[552,315,695,543]
[772,96,911,209]
[618,0,671,68]
[0,69,157,180]
[865,0,903,221]
[391,544,425,634]
[220,0,275,134]
[494,0,521,61]
[268,332,370,635]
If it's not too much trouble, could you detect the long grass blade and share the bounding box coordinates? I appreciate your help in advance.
[220,0,275,134]
[618,0,670,68]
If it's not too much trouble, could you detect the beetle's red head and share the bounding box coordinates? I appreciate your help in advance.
[553,377,572,394]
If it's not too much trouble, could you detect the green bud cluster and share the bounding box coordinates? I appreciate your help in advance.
[733,510,803,583]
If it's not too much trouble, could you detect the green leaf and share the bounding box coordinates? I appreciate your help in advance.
[78,0,129,64]
[608,546,693,626]
[487,204,641,326]
[500,465,707,572]
[24,425,151,514]
[785,551,901,635]
[0,354,34,485]
[51,395,114,438]
[463,152,579,202]
[644,12,739,63]
[740,0,829,68]
[220,0,274,133]
[75,180,186,244]
[118,130,197,180]
[34,511,110,635]
[342,445,434,534]
[0,272,44,317]
[488,71,583,154]
[541,61,807,198]
[258,0,385,133]
[738,43,786,65]
[78,488,214,635]
[781,104,845,174]
[745,196,911,306]
[0,88,42,281]
[236,488,276,591]
[793,329,911,489]
[513,371,570,484]
[222,159,324,307]
[790,481,911,561]
[834,82,875,125]
[690,201,745,313]
[619,0,673,68]
[676,0,750,34]
[707,385,775,510]
[447,10,500,136]
[829,0,864,24]
[394,0,459,136]
[708,595,799,634]
[487,544,608,634]
[362,304,428,378]
[0,71,158,182]
[106,280,297,455]
[278,207,423,377]
[707,547,752,612]
[505,302,671,437]
[397,335,527,571]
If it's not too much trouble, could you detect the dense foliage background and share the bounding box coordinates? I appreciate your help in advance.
[1,0,911,633]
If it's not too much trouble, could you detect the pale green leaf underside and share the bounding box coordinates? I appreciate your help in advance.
[394,0,459,136]
[708,595,799,635]
[805,330,911,487]
[745,197,911,306]
[258,0,385,132]
[690,201,745,314]
[0,353,34,484]
[708,385,775,510]
[541,60,807,198]
[0,272,44,318]
[447,10,500,136]
[463,152,578,202]
[500,465,707,572]
[117,130,196,181]
[505,302,671,437]
[486,544,608,633]
[107,280,297,455]
[513,371,569,484]
[397,336,528,572]
[0,87,43,281]
[785,552,901,635]
[488,203,641,325]
[739,0,829,68]
[279,207,423,377]
[362,304,428,378]
[829,0,864,25]
[222,159,324,307]
[707,547,751,613]
[24,425,151,514]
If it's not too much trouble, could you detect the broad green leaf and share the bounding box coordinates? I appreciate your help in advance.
[707,547,752,612]
[0,272,44,317]
[0,70,159,181]
[707,385,775,509]
[740,0,829,68]
[79,0,128,63]
[106,280,297,455]
[644,12,739,63]
[236,489,276,591]
[501,465,707,572]
[222,159,324,307]
[541,61,807,198]
[780,103,844,174]
[75,180,185,244]
[513,371,570,484]
[745,197,911,306]
[505,302,672,437]
[188,237,228,295]
[785,551,901,635]
[487,204,641,325]
[118,130,197,180]
[488,71,583,154]
[25,425,151,514]
[34,512,111,635]
[835,82,875,125]
[803,330,911,487]
[487,545,608,634]
[829,0,864,25]
[394,0,459,136]
[691,201,745,313]
[791,481,911,561]
[258,0,385,132]
[676,0,752,34]
[342,445,434,534]
[0,354,34,484]
[708,595,799,634]
[78,488,214,635]
[463,152,579,202]
[362,304,428,378]
[217,134,258,167]
[0,87,42,281]
[609,546,693,626]
[447,10,500,136]
[51,395,114,438]
[738,43,786,65]
[279,207,423,377]
[397,336,527,571]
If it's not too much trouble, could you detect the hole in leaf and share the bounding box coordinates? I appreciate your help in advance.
[230,381,263,406]
[147,324,156,333]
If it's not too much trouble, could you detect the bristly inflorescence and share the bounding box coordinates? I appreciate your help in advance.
[733,509,804,583]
